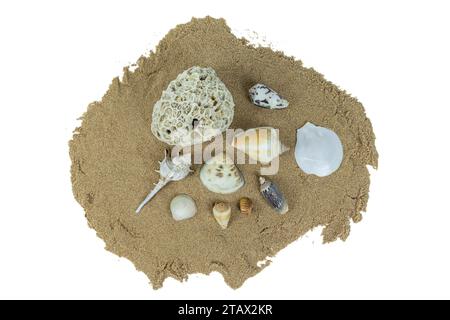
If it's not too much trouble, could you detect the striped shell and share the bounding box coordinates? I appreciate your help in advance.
[239,197,253,215]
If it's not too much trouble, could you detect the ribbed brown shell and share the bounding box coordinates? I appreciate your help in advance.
[239,197,253,215]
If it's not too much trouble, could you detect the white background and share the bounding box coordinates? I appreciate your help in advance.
[1,0,449,300]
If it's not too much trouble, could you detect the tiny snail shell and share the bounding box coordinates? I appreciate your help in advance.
[239,197,253,215]
[212,202,232,229]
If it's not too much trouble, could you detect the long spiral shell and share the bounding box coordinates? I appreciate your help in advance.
[135,149,192,214]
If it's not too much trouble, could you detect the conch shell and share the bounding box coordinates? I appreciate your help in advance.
[136,150,192,214]
[231,127,288,164]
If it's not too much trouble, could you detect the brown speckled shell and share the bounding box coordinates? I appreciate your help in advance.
[239,197,253,215]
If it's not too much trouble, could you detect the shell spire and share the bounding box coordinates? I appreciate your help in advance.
[135,180,168,214]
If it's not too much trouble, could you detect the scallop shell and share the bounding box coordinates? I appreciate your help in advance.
[239,197,253,215]
[199,153,245,194]
[231,127,288,165]
[295,122,343,177]
[259,176,288,214]
[170,194,197,221]
[212,202,231,229]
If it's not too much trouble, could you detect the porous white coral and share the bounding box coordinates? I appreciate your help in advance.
[151,66,235,146]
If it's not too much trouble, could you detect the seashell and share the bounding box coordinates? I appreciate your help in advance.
[212,202,232,229]
[249,83,289,109]
[136,149,192,214]
[239,197,253,215]
[151,66,235,147]
[295,122,343,177]
[170,194,197,221]
[259,176,288,214]
[200,153,244,194]
[231,127,288,165]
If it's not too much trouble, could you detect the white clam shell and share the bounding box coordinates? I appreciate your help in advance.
[212,202,231,229]
[231,127,288,164]
[170,194,197,221]
[294,122,343,177]
[200,153,244,194]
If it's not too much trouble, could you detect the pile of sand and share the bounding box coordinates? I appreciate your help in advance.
[69,17,378,289]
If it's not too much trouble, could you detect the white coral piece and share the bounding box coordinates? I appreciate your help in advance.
[151,66,235,147]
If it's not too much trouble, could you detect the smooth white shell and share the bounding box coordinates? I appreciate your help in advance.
[295,122,343,177]
[170,194,197,221]
[200,153,244,194]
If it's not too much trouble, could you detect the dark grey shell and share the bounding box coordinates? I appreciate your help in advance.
[259,177,288,214]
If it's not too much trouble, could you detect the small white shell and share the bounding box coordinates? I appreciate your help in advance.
[212,202,231,229]
[231,127,288,164]
[200,153,244,194]
[295,122,343,177]
[170,194,197,221]
[249,84,289,109]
